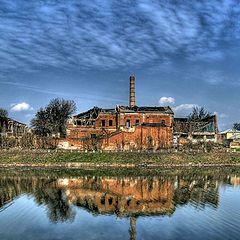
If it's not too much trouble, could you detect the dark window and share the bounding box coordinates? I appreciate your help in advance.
[109,120,113,127]
[161,120,165,125]
[193,135,203,139]
[101,120,105,127]
[108,197,113,205]
[126,120,130,128]
[136,120,139,126]
[206,135,214,139]
[101,197,105,205]
[91,134,96,139]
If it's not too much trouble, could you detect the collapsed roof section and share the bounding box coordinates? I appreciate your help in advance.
[117,105,174,114]
[73,106,115,120]
[72,105,174,120]
[174,115,217,134]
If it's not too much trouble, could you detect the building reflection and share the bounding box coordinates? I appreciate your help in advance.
[230,176,240,186]
[0,170,235,239]
[56,176,175,217]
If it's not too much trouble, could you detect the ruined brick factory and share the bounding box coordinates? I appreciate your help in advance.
[58,76,218,151]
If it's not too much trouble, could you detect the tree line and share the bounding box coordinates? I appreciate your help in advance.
[0,98,76,137]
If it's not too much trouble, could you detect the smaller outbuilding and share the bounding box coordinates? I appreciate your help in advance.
[218,129,240,140]
[0,116,28,137]
[173,115,218,145]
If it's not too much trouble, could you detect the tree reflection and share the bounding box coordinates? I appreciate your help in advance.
[0,177,76,223]
[34,188,76,223]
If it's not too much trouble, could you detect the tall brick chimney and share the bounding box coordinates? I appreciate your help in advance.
[129,76,135,108]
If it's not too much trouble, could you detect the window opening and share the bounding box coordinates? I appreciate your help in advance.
[101,120,105,127]
[91,134,96,139]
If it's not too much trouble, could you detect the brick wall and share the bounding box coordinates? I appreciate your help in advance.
[60,110,173,150]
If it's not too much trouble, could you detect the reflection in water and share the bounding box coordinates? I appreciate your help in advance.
[0,176,76,223]
[57,176,176,217]
[0,169,239,240]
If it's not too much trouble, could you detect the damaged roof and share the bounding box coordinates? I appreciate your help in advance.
[174,115,216,123]
[118,106,173,114]
[73,106,115,119]
[73,105,173,119]
[220,129,240,134]
[0,116,27,126]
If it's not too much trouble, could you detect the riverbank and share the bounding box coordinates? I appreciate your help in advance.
[0,149,240,168]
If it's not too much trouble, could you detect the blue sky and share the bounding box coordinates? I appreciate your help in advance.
[0,0,240,130]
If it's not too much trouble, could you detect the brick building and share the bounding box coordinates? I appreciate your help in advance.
[58,76,174,150]
[0,116,28,137]
[173,115,218,145]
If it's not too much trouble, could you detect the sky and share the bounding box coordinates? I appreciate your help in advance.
[0,0,240,130]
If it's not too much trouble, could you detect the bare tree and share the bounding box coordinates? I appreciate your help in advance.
[233,123,240,131]
[188,107,212,121]
[0,108,8,118]
[31,98,76,137]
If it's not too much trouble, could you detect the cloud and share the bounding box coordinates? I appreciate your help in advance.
[159,97,175,106]
[11,102,33,112]
[0,0,240,75]
[173,104,198,117]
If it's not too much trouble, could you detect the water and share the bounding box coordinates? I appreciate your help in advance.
[0,168,240,240]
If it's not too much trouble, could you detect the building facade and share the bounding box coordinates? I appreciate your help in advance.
[58,76,174,150]
[0,116,28,137]
[173,115,218,145]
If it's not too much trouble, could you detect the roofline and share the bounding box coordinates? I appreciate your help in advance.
[0,116,28,126]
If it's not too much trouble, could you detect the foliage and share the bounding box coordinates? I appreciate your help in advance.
[0,136,17,149]
[188,107,212,121]
[0,108,8,118]
[34,188,76,223]
[233,123,240,131]
[31,98,76,137]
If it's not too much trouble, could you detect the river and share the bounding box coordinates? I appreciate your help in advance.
[0,167,240,240]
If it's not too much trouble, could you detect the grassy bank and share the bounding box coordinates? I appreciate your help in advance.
[0,149,240,165]
[1,166,240,179]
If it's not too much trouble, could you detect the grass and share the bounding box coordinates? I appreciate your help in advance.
[0,149,240,165]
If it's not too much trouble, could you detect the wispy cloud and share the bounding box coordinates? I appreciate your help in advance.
[203,70,226,85]
[0,81,125,103]
[0,0,240,75]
